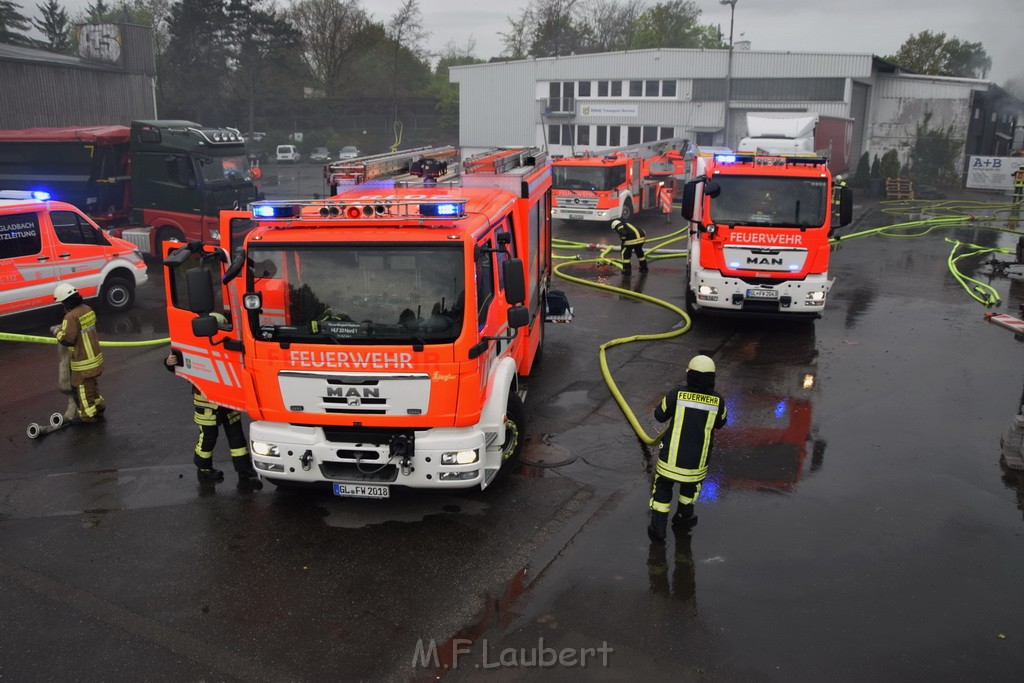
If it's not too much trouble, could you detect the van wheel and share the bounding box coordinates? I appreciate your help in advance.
[100,275,135,311]
[500,392,526,468]
[620,199,634,222]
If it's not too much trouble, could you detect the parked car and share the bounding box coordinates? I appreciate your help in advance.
[276,144,300,164]
[310,147,331,163]
[0,190,147,315]
[337,145,361,160]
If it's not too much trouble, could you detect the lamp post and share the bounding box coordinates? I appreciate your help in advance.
[720,0,737,148]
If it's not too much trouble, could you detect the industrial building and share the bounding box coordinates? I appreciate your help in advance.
[0,23,156,129]
[450,48,1021,176]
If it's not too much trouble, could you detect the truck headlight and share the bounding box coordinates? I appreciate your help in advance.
[698,285,717,296]
[251,440,280,457]
[209,228,221,240]
[806,290,825,301]
[441,449,478,465]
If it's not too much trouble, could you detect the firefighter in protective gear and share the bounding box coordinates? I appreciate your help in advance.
[610,218,648,273]
[52,283,105,422]
[1011,166,1024,204]
[165,326,261,487]
[648,354,728,541]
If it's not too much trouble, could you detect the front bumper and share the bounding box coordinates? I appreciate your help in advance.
[249,421,489,489]
[691,271,832,316]
[551,206,616,221]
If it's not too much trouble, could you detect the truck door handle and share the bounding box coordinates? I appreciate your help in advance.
[58,253,72,258]
[37,255,49,261]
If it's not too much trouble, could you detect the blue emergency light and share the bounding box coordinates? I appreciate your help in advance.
[419,202,464,217]
[714,154,737,163]
[32,190,52,200]
[252,204,296,219]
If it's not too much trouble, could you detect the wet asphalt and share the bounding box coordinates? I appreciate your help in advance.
[1,167,1023,681]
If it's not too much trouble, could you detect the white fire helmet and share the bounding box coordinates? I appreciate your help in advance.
[53,283,78,303]
[687,355,715,373]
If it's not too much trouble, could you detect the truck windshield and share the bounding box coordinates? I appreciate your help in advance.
[710,176,828,228]
[247,244,465,345]
[552,164,626,192]
[198,154,253,184]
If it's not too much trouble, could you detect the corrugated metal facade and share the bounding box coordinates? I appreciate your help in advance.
[451,49,874,154]
[0,24,156,129]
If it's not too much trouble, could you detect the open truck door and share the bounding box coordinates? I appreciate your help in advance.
[163,240,248,412]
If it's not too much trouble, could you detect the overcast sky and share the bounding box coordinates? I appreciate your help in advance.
[56,0,1024,84]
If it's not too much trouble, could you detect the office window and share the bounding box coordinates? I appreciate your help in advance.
[629,80,643,97]
[611,81,622,97]
[548,124,560,144]
[642,126,658,143]
[627,126,641,145]
[577,125,590,145]
[662,80,676,97]
[596,126,608,146]
[597,81,609,97]
[645,80,659,96]
[609,126,621,146]
[660,126,674,140]
[578,81,591,97]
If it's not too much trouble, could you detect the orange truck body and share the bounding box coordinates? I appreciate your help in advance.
[549,138,689,223]
[164,148,563,495]
[680,150,852,318]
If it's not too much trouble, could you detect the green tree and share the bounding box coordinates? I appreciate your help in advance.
[870,154,881,178]
[0,0,34,46]
[385,0,431,130]
[225,0,302,137]
[879,149,901,182]
[431,38,484,132]
[288,0,370,92]
[33,0,71,51]
[85,0,110,21]
[908,111,961,184]
[852,152,870,188]
[886,30,991,79]
[163,0,230,122]
[579,0,644,53]
[630,0,719,50]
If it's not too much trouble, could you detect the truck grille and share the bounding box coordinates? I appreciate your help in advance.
[279,371,430,416]
[556,195,598,209]
[319,462,398,483]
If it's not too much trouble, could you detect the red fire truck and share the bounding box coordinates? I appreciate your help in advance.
[550,138,689,223]
[680,150,853,317]
[163,147,569,496]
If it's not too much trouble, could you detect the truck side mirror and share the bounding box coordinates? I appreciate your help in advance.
[185,267,215,314]
[191,314,219,338]
[507,305,529,329]
[496,230,511,246]
[704,181,721,198]
[680,180,698,219]
[837,186,854,228]
[502,257,526,305]
[223,253,246,284]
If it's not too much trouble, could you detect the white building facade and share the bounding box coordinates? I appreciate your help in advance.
[450,49,1020,178]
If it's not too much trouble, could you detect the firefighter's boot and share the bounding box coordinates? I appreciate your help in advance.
[672,504,698,530]
[647,511,668,542]
[622,262,632,273]
[194,454,224,482]
[639,259,649,273]
[233,454,263,489]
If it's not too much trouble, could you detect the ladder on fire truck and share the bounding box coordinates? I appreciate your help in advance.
[462,147,545,175]
[563,136,689,161]
[325,145,460,194]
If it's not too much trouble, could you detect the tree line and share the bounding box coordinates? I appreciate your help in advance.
[0,0,1005,149]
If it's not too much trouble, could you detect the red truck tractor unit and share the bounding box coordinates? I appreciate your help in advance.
[163,148,568,496]
[680,152,852,318]
[550,138,689,223]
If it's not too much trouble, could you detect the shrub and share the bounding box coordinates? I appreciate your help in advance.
[852,152,870,188]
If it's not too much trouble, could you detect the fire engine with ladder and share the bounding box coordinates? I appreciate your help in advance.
[549,137,689,223]
[164,147,571,496]
[679,150,853,318]
[324,146,460,195]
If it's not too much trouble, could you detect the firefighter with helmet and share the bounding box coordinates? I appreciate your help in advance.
[1011,164,1024,205]
[165,313,261,488]
[51,283,105,423]
[610,218,648,273]
[648,354,728,541]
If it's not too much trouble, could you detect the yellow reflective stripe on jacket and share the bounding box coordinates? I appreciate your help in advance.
[662,392,720,481]
[70,354,104,371]
[193,394,218,409]
[622,237,646,246]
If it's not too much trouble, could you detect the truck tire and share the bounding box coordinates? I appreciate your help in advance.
[620,198,634,222]
[500,391,525,469]
[99,275,135,312]
[157,226,185,251]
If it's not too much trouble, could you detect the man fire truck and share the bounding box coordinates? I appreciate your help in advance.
[163,147,569,496]
[0,121,259,257]
[324,146,460,194]
[550,137,689,223]
[679,150,853,317]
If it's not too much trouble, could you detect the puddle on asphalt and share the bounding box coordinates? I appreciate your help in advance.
[320,494,488,528]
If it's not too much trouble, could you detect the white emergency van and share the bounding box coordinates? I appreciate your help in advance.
[0,190,148,317]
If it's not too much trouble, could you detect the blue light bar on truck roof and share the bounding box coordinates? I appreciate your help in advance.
[419,202,464,217]
[0,189,52,201]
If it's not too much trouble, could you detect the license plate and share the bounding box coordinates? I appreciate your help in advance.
[333,483,390,499]
[566,213,586,220]
[746,288,779,299]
